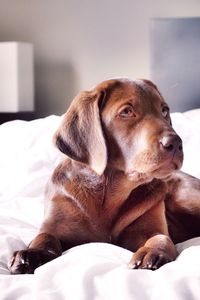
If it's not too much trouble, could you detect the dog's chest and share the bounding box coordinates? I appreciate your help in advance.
[52,164,166,244]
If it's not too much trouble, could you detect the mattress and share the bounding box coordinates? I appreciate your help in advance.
[0,110,200,300]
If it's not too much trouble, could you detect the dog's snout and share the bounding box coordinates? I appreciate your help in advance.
[160,135,183,153]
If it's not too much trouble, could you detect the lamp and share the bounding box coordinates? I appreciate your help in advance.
[0,42,34,112]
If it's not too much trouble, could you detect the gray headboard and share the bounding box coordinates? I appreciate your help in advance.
[150,17,200,112]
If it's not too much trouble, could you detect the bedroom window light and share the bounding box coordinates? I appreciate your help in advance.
[0,42,34,112]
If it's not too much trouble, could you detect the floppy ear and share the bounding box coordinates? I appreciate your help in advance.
[54,90,107,175]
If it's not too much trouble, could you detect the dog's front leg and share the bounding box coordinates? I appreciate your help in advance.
[119,200,177,270]
[128,233,177,270]
[128,200,177,270]
[9,233,62,274]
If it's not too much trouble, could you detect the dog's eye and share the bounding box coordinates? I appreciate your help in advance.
[119,105,136,118]
[162,107,169,118]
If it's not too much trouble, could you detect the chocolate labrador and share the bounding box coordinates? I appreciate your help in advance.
[9,78,200,274]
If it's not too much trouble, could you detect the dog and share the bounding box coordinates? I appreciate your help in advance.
[9,78,200,274]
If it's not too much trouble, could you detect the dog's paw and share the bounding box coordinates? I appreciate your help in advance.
[9,249,48,274]
[128,246,172,270]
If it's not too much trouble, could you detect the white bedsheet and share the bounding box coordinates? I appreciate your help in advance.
[0,111,200,300]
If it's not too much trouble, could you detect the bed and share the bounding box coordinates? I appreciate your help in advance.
[0,109,200,300]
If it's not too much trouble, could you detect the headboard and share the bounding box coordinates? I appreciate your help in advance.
[150,17,200,112]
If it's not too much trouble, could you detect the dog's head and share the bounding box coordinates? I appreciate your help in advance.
[54,78,183,180]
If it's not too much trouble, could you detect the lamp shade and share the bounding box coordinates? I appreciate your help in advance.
[0,42,34,112]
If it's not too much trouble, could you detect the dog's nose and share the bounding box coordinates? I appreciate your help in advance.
[160,135,183,152]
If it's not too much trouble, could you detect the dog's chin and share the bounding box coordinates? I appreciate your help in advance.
[127,159,182,181]
[153,158,183,179]
[153,167,177,179]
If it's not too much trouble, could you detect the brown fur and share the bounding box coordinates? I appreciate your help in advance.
[9,78,200,274]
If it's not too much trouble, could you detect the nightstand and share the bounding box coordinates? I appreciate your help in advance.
[0,112,35,125]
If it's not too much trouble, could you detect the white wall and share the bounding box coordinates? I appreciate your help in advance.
[0,0,200,116]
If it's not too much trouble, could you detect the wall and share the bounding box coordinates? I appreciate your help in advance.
[0,0,200,117]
